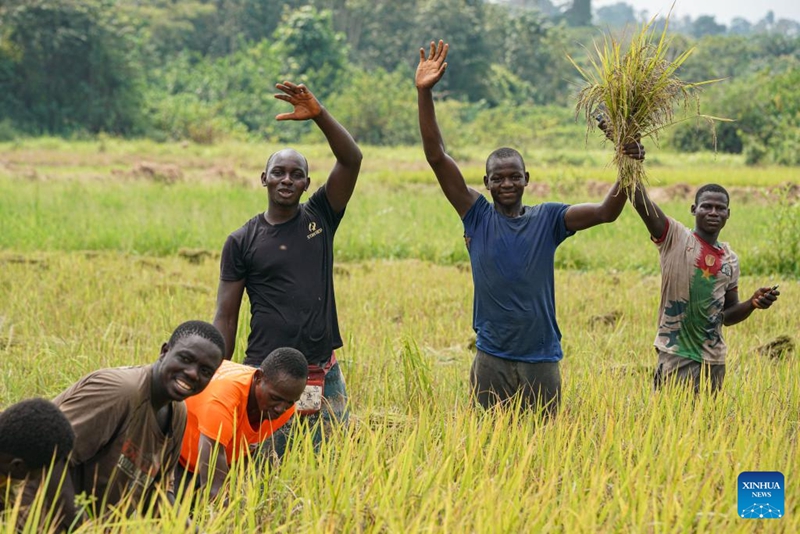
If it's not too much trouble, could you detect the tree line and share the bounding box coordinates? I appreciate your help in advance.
[0,0,798,164]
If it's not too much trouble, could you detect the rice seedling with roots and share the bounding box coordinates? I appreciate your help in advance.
[569,14,727,195]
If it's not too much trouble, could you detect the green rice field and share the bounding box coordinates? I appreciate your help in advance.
[1,139,797,532]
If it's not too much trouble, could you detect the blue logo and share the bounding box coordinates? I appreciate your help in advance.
[738,471,784,519]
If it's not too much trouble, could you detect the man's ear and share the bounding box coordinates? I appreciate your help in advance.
[9,458,30,480]
[304,176,311,192]
[260,171,267,187]
[253,368,264,385]
[524,171,530,185]
[690,204,697,215]
[483,175,489,189]
[159,342,169,360]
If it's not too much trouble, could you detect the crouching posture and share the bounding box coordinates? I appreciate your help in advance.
[176,348,307,502]
[25,321,224,528]
[1,398,74,520]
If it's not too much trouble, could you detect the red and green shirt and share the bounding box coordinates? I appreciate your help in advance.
[653,218,739,364]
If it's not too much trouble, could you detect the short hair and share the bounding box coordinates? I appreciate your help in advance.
[0,398,75,468]
[694,184,730,206]
[486,147,525,174]
[168,320,225,356]
[265,149,309,174]
[259,347,308,382]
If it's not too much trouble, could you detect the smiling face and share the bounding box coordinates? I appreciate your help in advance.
[484,155,529,210]
[252,370,306,421]
[156,334,223,402]
[692,191,730,238]
[261,149,310,208]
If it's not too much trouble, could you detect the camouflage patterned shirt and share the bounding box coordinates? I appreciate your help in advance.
[653,217,739,364]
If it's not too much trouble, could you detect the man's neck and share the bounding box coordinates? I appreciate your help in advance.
[494,202,524,219]
[694,228,720,246]
[265,203,300,225]
[149,363,169,412]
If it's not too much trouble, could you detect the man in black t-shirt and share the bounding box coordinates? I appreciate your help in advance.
[213,81,362,453]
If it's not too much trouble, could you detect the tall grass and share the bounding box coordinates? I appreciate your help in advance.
[1,255,798,532]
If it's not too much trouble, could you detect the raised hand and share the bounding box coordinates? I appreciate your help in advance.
[274,81,322,121]
[621,140,645,161]
[415,40,448,90]
[596,108,645,161]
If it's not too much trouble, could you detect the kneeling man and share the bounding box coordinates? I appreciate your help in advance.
[177,347,307,501]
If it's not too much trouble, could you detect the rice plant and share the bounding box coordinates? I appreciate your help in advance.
[569,14,728,193]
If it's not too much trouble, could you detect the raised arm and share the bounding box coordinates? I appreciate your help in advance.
[564,142,647,232]
[213,279,244,360]
[416,40,480,218]
[629,182,668,240]
[274,81,362,214]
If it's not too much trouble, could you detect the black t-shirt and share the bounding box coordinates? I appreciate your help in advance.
[220,186,344,366]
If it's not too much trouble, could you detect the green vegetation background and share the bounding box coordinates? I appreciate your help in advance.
[1,0,799,165]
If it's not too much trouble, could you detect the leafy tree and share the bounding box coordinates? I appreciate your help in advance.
[594,2,636,29]
[272,6,348,99]
[562,0,591,27]
[147,40,284,142]
[0,0,144,134]
[326,67,418,145]
[341,0,419,72]
[414,0,493,102]
[729,17,752,36]
[688,15,726,38]
[670,67,800,165]
[501,10,572,105]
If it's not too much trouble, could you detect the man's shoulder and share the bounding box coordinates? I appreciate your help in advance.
[187,361,252,407]
[211,361,255,386]
[54,366,150,425]
[59,366,148,399]
[527,201,569,216]
[229,214,262,237]
[719,240,738,259]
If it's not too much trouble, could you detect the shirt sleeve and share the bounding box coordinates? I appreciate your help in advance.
[727,250,740,292]
[307,185,345,232]
[654,217,680,251]
[549,203,574,245]
[220,232,247,282]
[54,371,134,465]
[462,195,490,235]
[194,390,240,448]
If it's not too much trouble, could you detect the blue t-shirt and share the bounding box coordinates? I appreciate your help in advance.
[462,195,574,362]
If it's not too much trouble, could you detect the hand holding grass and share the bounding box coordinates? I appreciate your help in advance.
[274,81,322,121]
[570,17,726,194]
[416,40,448,90]
[598,115,646,161]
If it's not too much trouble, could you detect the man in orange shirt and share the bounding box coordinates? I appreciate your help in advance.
[177,347,307,501]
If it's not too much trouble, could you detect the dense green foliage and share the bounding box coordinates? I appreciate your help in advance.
[0,0,799,164]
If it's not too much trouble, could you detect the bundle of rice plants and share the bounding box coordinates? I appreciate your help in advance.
[568,14,727,193]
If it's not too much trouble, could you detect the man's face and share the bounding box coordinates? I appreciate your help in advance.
[484,156,529,208]
[253,372,306,421]
[156,335,223,402]
[692,191,730,236]
[261,150,310,208]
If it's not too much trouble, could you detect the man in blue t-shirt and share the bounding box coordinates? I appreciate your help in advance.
[415,40,644,414]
